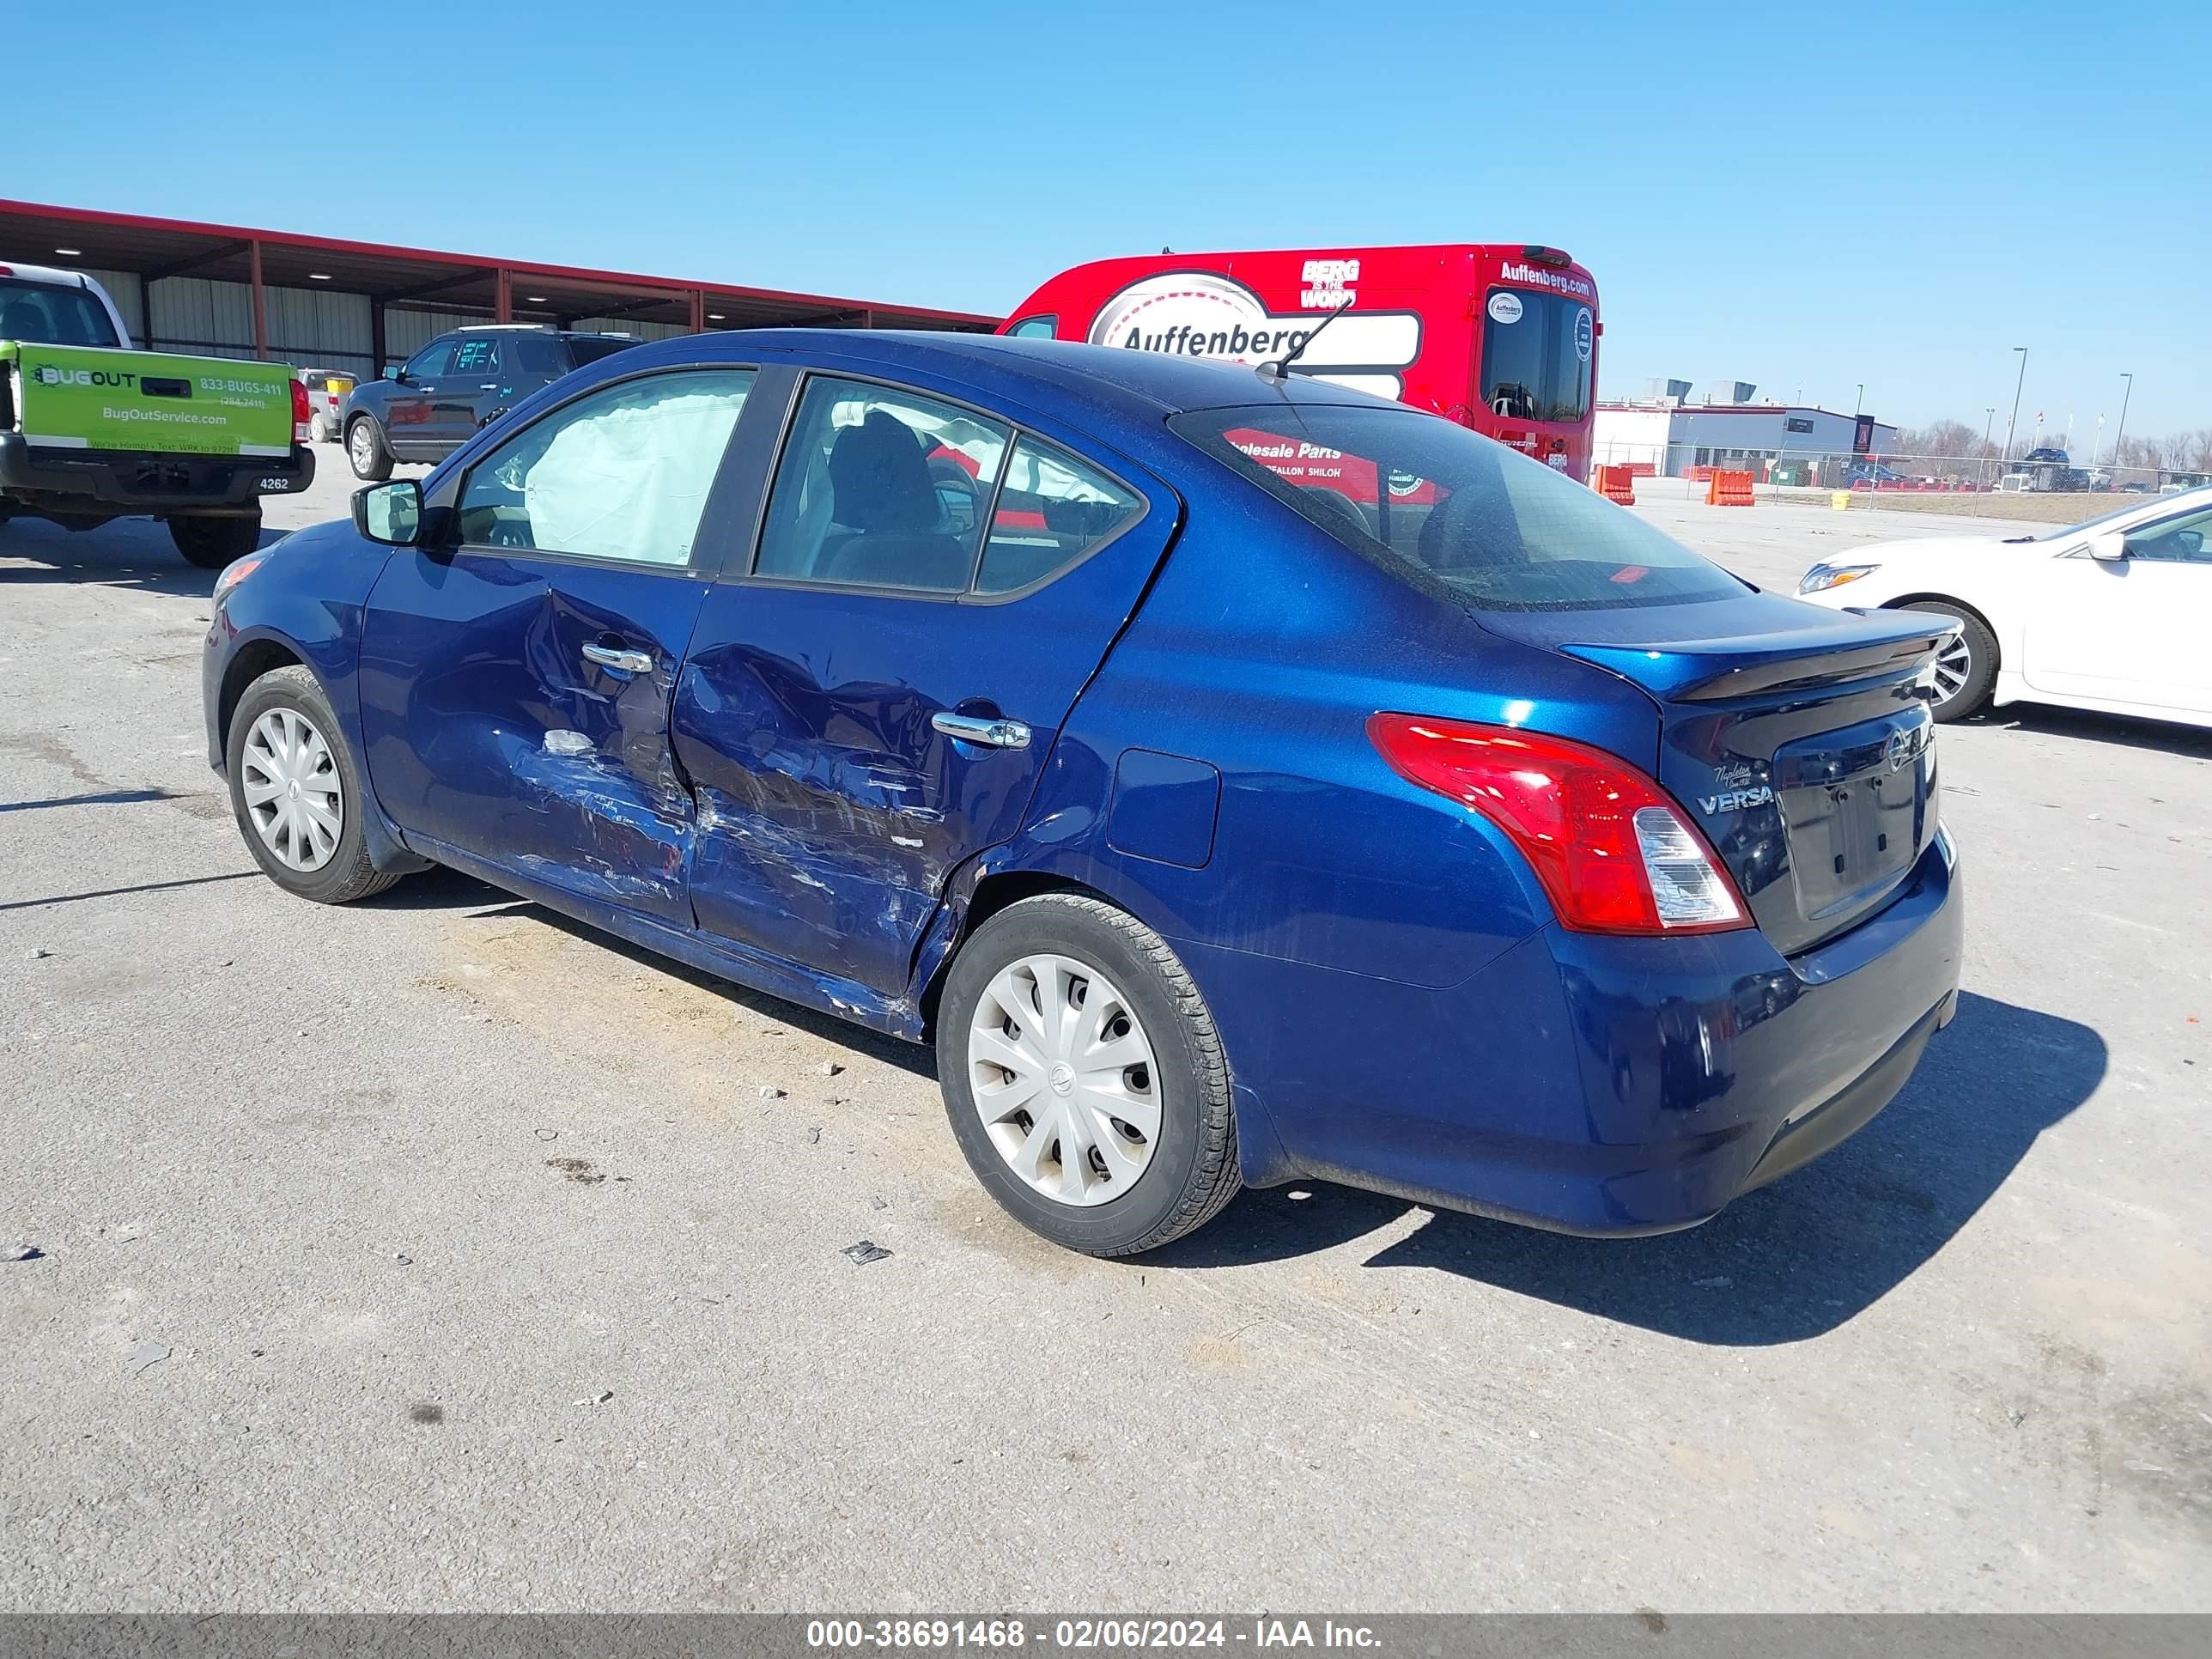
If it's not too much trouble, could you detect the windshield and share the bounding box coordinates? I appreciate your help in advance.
[1172,403,1746,611]
[0,277,121,348]
[1479,289,1592,423]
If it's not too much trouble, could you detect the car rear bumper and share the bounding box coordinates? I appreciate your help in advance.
[1192,829,1964,1235]
[0,433,313,514]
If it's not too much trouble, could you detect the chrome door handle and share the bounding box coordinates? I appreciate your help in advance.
[581,643,653,673]
[932,712,1030,750]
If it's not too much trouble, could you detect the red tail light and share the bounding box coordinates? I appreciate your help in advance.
[290,377,312,424]
[1367,714,1748,936]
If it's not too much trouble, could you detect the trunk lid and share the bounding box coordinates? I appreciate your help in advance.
[1485,596,1954,956]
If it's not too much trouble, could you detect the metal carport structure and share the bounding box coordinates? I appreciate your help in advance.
[0,198,997,379]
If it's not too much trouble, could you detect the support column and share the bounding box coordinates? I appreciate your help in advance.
[690,289,707,334]
[370,301,386,374]
[248,239,269,359]
[494,266,513,324]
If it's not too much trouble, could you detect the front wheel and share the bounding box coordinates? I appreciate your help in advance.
[1899,600,1997,721]
[347,415,393,482]
[169,512,262,569]
[226,665,402,905]
[936,894,1239,1256]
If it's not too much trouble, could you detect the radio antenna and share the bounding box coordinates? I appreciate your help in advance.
[1258,297,1354,384]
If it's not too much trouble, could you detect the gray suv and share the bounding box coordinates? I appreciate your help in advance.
[341,325,641,479]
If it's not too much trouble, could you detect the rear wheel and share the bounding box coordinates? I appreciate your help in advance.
[169,512,261,569]
[226,665,401,905]
[1899,600,1997,721]
[937,894,1239,1256]
[347,415,393,482]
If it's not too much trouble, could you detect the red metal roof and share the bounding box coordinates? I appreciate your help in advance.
[0,198,998,332]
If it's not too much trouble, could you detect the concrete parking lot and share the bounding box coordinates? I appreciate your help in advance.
[3,454,2207,1612]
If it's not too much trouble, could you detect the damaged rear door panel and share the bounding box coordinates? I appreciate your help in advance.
[675,407,1181,1004]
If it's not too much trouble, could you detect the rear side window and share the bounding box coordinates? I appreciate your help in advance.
[1171,403,1743,611]
[754,377,1010,592]
[0,279,119,348]
[455,368,755,566]
[976,439,1142,594]
[509,334,568,376]
[565,337,638,368]
[451,337,499,375]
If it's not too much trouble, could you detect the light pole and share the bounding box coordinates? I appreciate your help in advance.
[2112,372,2134,477]
[1984,406,1996,489]
[2002,347,2027,464]
[1854,383,1864,416]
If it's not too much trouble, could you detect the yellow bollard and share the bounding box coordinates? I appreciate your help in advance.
[1830,491,1850,511]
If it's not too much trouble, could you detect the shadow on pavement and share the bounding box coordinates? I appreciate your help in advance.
[0,787,180,815]
[357,865,934,1078]
[0,515,285,594]
[1149,990,2104,1345]
[1970,703,2212,761]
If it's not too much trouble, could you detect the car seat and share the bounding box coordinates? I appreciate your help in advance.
[820,410,973,589]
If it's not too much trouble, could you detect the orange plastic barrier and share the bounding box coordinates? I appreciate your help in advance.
[1705,469,1756,507]
[1593,465,1636,505]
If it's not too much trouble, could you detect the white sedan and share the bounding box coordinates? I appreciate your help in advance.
[1796,486,2212,727]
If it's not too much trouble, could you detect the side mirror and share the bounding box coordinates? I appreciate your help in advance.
[382,364,404,382]
[354,480,422,546]
[2087,531,2128,562]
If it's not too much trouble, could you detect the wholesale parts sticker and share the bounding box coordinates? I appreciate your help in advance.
[1,341,295,457]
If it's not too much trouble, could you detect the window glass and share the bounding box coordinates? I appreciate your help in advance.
[1172,403,1744,612]
[451,337,499,375]
[975,439,1142,593]
[455,368,754,566]
[1006,315,1057,339]
[404,338,454,380]
[755,376,1010,592]
[2126,507,2212,563]
[509,333,567,376]
[565,336,637,368]
[0,278,121,348]
[1479,289,1593,423]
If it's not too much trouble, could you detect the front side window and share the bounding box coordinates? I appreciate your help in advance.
[1173,402,1745,612]
[1479,289,1593,424]
[755,377,1010,592]
[455,368,755,566]
[975,439,1142,594]
[0,278,120,348]
[2126,506,2212,563]
[403,338,453,380]
[1006,315,1057,339]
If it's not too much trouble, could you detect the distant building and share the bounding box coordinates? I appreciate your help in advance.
[1595,398,1899,482]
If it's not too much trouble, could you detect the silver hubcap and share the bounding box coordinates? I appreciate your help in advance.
[969,954,1160,1207]
[349,423,374,468]
[241,708,343,872]
[1926,635,1972,703]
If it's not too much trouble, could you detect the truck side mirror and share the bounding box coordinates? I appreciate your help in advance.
[354,480,422,546]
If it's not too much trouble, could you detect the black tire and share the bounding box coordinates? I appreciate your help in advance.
[936,894,1239,1256]
[1899,599,1997,721]
[225,665,402,905]
[347,414,394,482]
[169,512,261,569]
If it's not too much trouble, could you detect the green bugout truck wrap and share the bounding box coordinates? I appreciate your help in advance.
[3,342,297,457]
[0,262,314,568]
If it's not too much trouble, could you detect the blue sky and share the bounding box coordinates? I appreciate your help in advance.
[14,2,2204,442]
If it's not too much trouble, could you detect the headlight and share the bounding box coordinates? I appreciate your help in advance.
[212,556,264,601]
[1798,562,1879,594]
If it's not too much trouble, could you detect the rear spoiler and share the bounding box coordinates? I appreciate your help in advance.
[1562,612,1960,702]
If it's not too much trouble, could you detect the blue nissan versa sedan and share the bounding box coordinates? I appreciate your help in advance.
[203,330,1963,1256]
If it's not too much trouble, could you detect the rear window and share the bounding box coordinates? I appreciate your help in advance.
[0,277,121,348]
[564,337,638,368]
[1480,289,1592,423]
[1170,403,1745,611]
